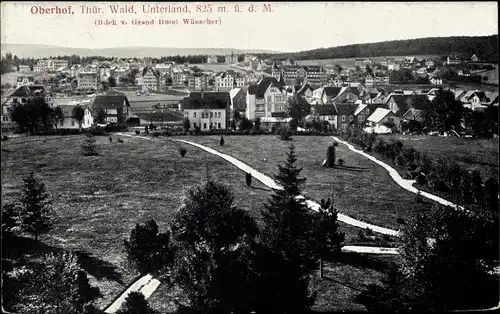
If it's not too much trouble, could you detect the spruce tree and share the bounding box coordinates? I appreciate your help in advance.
[259,144,318,312]
[18,172,53,241]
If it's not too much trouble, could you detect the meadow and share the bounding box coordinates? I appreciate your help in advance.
[2,133,399,312]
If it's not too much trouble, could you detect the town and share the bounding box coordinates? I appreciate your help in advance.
[1,52,498,135]
[1,2,499,312]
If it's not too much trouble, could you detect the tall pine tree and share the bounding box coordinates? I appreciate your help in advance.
[19,172,53,241]
[258,144,318,312]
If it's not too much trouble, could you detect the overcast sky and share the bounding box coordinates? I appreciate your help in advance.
[1,1,498,52]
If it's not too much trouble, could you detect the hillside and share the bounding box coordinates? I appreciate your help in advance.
[258,35,499,62]
[0,44,280,58]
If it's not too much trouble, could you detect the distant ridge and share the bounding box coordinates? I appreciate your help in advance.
[257,35,499,62]
[0,43,281,58]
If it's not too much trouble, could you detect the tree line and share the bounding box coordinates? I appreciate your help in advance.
[255,35,499,62]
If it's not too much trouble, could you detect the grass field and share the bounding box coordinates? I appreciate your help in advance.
[1,134,398,312]
[1,134,271,310]
[180,135,422,230]
[380,134,499,179]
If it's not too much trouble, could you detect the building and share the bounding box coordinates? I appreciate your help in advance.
[16,76,35,88]
[471,54,480,62]
[77,73,99,90]
[366,107,401,132]
[92,90,131,124]
[172,69,190,88]
[365,74,390,86]
[244,55,257,63]
[98,65,111,81]
[385,94,431,117]
[225,53,238,64]
[355,58,372,66]
[181,91,230,130]
[447,55,461,65]
[207,55,218,64]
[229,87,246,116]
[425,60,435,68]
[1,85,53,124]
[18,65,31,72]
[138,66,161,91]
[48,59,69,72]
[388,62,401,71]
[430,78,443,85]
[57,105,94,129]
[246,77,287,120]
[311,86,359,107]
[187,74,209,90]
[215,70,247,90]
[272,63,327,86]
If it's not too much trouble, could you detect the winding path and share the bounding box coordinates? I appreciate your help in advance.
[331,136,461,209]
[104,274,161,313]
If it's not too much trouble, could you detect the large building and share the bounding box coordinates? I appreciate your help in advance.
[181,91,231,131]
[1,85,53,124]
[225,53,238,64]
[207,55,218,63]
[187,74,209,90]
[246,76,287,120]
[16,76,35,88]
[92,90,131,124]
[215,70,247,90]
[77,73,99,90]
[139,66,161,91]
[271,62,327,86]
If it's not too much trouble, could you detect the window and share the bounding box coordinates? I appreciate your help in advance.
[342,115,346,121]
[267,96,272,102]
[210,112,213,118]
[193,112,196,118]
[218,122,221,129]
[193,122,197,127]
[184,112,189,117]
[210,123,213,129]
[203,123,207,129]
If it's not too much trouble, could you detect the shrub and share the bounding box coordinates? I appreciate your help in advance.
[108,136,113,142]
[135,130,140,135]
[416,174,427,185]
[394,154,406,167]
[326,143,337,167]
[246,172,252,187]
[337,158,345,167]
[117,138,124,143]
[220,136,225,146]
[1,135,8,141]
[88,126,106,136]
[145,125,149,134]
[396,218,406,225]
[81,134,99,156]
[152,131,160,137]
[178,147,187,157]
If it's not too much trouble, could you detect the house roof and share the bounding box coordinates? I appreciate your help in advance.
[10,85,49,97]
[367,108,393,123]
[229,88,244,99]
[387,94,430,115]
[58,104,91,117]
[316,105,338,116]
[322,86,343,97]
[182,91,230,109]
[469,91,488,102]
[354,103,368,116]
[93,91,130,109]
[335,103,356,116]
[142,66,160,78]
[460,90,476,103]
[248,77,283,98]
[401,107,424,122]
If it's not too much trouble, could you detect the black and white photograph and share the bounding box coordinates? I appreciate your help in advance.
[1,1,499,313]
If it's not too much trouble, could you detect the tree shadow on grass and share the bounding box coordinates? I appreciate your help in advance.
[2,235,123,284]
[331,165,369,173]
[325,252,394,274]
[251,185,272,192]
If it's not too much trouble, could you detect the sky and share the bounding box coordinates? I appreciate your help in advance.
[1,1,498,52]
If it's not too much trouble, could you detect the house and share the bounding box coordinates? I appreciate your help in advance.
[47,59,69,72]
[246,77,286,120]
[430,78,443,85]
[484,91,499,106]
[229,87,246,115]
[98,65,111,81]
[131,111,184,126]
[187,74,209,91]
[259,116,292,131]
[215,70,247,90]
[316,105,339,130]
[416,67,428,77]
[404,56,416,64]
[365,74,390,86]
[447,55,461,65]
[453,90,466,101]
[355,58,372,66]
[77,73,98,90]
[57,105,94,130]
[388,62,401,71]
[329,75,344,87]
[92,90,131,124]
[386,94,431,118]
[207,55,218,64]
[16,76,35,88]
[1,85,53,124]
[425,60,435,68]
[352,101,377,128]
[172,69,190,88]
[19,65,31,72]
[471,54,479,62]
[367,108,401,131]
[292,83,314,104]
[225,53,238,64]
[380,59,389,67]
[138,66,161,91]
[311,86,359,108]
[335,103,357,131]
[181,91,230,130]
[272,63,327,86]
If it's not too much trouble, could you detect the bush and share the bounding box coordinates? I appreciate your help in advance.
[152,131,160,137]
[88,126,106,136]
[1,135,8,141]
[135,130,140,135]
[220,136,225,146]
[416,174,427,185]
[81,134,99,156]
[178,147,187,157]
[246,172,252,187]
[326,143,337,167]
[337,158,345,167]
